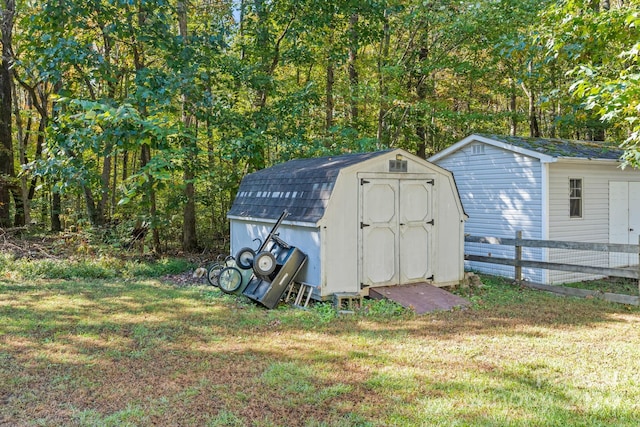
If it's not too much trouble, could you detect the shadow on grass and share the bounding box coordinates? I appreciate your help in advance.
[1,276,639,426]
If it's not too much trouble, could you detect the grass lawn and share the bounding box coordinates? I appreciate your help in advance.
[563,276,640,295]
[1,259,639,426]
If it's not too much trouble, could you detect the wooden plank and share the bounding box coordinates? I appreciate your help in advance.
[515,230,523,282]
[465,235,638,254]
[604,292,640,305]
[465,236,510,245]
[517,260,639,279]
[522,282,597,297]
[466,255,639,279]
[465,255,515,266]
[519,282,639,306]
[369,283,470,314]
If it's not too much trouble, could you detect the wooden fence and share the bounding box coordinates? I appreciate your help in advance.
[465,232,640,306]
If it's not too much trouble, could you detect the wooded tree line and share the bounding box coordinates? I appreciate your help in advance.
[0,0,637,252]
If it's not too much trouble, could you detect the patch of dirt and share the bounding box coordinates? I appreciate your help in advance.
[0,227,65,259]
[161,271,209,287]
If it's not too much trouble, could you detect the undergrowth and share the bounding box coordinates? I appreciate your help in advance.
[0,252,195,280]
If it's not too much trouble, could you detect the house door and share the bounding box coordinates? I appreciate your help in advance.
[359,177,434,288]
[609,182,640,267]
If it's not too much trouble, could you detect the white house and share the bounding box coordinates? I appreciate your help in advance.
[227,149,468,299]
[429,133,640,284]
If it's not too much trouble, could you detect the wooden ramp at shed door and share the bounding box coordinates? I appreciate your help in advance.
[369,282,470,314]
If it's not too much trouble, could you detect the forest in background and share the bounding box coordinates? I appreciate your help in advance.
[0,0,637,253]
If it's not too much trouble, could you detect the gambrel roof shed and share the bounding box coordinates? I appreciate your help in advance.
[228,151,388,225]
[228,149,467,299]
[429,133,638,285]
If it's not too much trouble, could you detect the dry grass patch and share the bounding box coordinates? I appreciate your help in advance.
[1,274,639,426]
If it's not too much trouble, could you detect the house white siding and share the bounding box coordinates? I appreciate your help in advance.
[435,142,546,283]
[430,133,640,286]
[548,161,640,283]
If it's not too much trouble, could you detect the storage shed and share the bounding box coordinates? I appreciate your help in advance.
[429,133,640,284]
[228,149,467,299]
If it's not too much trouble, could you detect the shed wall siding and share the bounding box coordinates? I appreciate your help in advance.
[434,173,466,284]
[547,161,640,283]
[321,155,466,291]
[320,169,360,295]
[435,143,545,283]
[230,220,322,286]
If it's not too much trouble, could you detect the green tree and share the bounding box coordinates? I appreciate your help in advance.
[543,0,639,166]
[0,0,14,227]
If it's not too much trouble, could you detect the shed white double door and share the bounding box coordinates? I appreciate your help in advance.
[609,181,640,267]
[359,176,434,288]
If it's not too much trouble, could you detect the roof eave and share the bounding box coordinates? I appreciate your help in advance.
[428,134,558,163]
[556,157,622,164]
[227,214,320,228]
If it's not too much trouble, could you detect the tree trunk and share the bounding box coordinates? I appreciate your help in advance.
[326,60,334,132]
[520,66,540,138]
[509,78,517,136]
[376,11,390,146]
[111,154,117,218]
[122,151,128,181]
[140,143,160,252]
[11,74,26,225]
[0,0,15,228]
[83,185,99,226]
[178,0,198,252]
[348,12,358,127]
[51,191,61,232]
[415,46,429,158]
[325,15,334,134]
[96,153,111,225]
[10,187,22,225]
[50,81,61,231]
[254,0,269,109]
[594,128,605,141]
[131,2,160,253]
[528,91,540,137]
[239,0,246,60]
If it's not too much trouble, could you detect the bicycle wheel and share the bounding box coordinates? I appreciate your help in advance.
[235,247,256,270]
[218,266,243,293]
[206,263,223,287]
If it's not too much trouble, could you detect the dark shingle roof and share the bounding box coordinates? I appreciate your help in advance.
[477,133,623,160]
[228,151,390,224]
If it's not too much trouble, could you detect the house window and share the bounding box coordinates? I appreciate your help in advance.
[569,178,582,218]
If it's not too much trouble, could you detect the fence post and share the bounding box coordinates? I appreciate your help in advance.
[515,230,522,284]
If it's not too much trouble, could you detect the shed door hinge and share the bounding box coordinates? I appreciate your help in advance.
[426,219,434,225]
[427,275,434,281]
[360,283,369,289]
[360,179,370,185]
[426,179,435,185]
[360,222,370,229]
